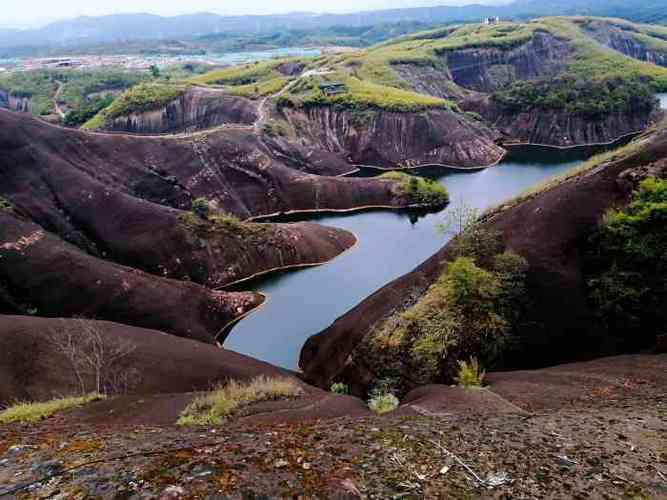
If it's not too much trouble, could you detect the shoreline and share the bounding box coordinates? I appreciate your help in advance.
[218,230,361,290]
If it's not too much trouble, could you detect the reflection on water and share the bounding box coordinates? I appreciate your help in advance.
[223,141,633,369]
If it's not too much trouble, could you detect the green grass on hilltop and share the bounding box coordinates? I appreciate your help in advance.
[82,82,187,128]
[190,59,287,86]
[540,18,667,91]
[103,83,187,118]
[227,76,291,98]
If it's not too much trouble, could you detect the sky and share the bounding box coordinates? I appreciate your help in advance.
[1,0,508,27]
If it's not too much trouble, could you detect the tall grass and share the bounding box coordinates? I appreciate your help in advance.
[0,393,106,424]
[177,376,303,426]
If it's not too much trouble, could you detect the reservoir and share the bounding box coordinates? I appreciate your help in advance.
[224,142,632,369]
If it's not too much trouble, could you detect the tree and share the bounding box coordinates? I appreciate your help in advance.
[149,65,161,79]
[48,319,139,395]
[192,197,211,220]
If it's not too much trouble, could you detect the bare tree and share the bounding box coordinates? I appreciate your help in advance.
[48,319,139,395]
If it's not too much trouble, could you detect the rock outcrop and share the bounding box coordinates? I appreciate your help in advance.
[276,105,505,168]
[0,211,262,343]
[0,89,32,113]
[441,31,571,93]
[100,87,258,134]
[475,95,655,146]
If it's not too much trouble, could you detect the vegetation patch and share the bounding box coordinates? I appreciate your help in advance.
[454,357,485,388]
[356,205,529,392]
[586,177,667,350]
[0,68,145,118]
[493,74,657,118]
[540,17,667,92]
[380,171,449,206]
[367,380,399,414]
[190,59,290,86]
[178,199,265,236]
[0,196,13,213]
[177,376,303,426]
[102,82,187,118]
[227,76,291,98]
[0,393,105,424]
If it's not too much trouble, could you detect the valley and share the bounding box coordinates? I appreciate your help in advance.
[0,12,666,499]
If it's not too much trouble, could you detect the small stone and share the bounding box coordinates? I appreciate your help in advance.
[160,485,187,499]
[439,465,451,475]
[274,459,289,468]
[302,462,312,470]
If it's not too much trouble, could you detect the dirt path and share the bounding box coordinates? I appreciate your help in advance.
[52,81,65,120]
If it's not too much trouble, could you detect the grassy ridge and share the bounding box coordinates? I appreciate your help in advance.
[82,82,187,129]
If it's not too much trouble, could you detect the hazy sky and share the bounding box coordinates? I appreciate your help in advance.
[1,0,506,27]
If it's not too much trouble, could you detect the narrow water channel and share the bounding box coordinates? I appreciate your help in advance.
[224,141,635,369]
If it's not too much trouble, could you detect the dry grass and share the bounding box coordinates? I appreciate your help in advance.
[0,393,106,424]
[177,376,303,426]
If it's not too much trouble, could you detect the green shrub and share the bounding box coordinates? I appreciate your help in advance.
[367,380,399,414]
[330,382,350,395]
[454,357,485,388]
[0,197,13,213]
[0,393,105,424]
[493,75,657,118]
[380,171,449,207]
[177,376,302,426]
[262,120,289,138]
[63,94,114,127]
[587,177,667,346]
[368,393,399,414]
[191,197,211,220]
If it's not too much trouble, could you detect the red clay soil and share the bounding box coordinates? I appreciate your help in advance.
[300,125,667,390]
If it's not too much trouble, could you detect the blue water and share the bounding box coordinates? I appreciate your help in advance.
[659,93,667,110]
[224,143,627,369]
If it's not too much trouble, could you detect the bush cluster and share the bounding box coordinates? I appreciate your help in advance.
[493,75,656,118]
[587,177,667,349]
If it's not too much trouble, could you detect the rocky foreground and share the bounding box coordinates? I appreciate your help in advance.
[0,354,665,499]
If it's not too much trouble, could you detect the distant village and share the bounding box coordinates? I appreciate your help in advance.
[0,54,218,74]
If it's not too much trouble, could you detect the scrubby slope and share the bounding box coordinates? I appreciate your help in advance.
[301,120,667,391]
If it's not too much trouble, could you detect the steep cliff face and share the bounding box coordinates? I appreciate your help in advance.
[584,22,667,68]
[0,89,32,113]
[477,96,655,146]
[278,105,505,168]
[101,87,258,134]
[444,32,571,93]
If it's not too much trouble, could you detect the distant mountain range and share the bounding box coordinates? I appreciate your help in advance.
[0,0,665,52]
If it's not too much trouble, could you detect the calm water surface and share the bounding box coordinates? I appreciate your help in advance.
[224,143,628,369]
[659,93,667,110]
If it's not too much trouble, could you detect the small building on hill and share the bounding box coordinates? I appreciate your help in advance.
[484,16,501,25]
[319,82,348,96]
